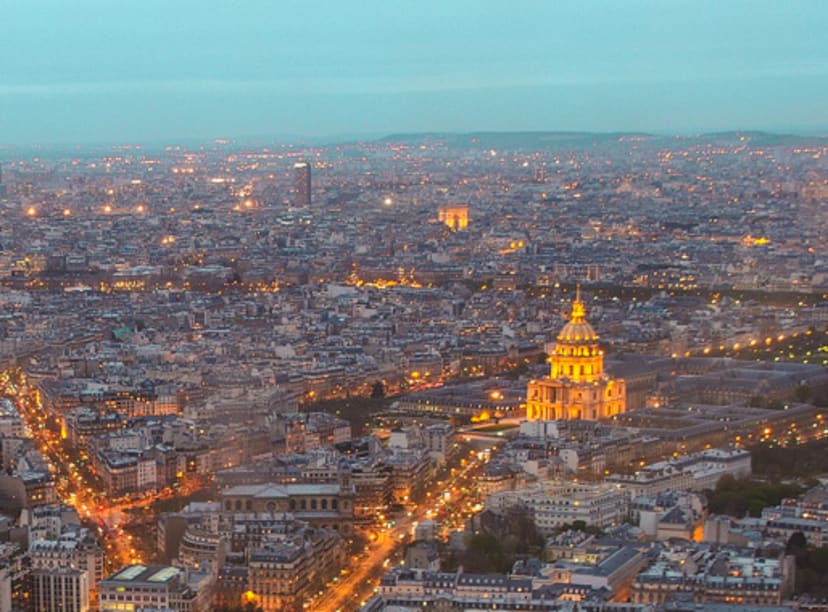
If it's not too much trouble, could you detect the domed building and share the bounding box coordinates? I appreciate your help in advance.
[526,290,626,421]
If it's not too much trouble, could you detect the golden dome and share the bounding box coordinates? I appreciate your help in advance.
[556,288,599,343]
[557,320,599,343]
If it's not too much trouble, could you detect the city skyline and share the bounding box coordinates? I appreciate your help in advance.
[1,2,827,609]
[2,0,828,145]
[0,117,826,610]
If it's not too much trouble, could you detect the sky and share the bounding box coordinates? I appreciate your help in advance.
[1,0,827,144]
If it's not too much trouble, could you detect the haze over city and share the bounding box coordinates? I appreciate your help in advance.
[2,0,828,144]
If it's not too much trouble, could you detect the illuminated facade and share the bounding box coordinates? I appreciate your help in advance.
[526,290,625,421]
[438,204,469,230]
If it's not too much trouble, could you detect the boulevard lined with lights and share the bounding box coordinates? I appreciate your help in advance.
[0,370,207,576]
[315,445,492,611]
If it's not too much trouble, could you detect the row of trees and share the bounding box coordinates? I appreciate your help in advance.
[787,532,828,598]
[751,437,828,481]
[444,507,544,573]
[706,474,804,518]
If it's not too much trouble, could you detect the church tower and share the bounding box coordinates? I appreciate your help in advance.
[526,289,625,421]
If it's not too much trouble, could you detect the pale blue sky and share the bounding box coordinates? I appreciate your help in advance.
[1,0,826,144]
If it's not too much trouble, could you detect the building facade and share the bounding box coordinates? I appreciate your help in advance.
[294,162,311,208]
[220,477,354,535]
[30,568,89,612]
[99,564,211,612]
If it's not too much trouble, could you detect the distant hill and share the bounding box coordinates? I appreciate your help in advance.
[6,130,828,156]
[696,131,828,147]
[377,131,657,150]
[376,130,828,150]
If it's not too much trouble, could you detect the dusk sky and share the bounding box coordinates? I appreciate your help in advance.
[1,0,826,144]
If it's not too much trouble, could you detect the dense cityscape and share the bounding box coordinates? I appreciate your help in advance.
[0,129,824,612]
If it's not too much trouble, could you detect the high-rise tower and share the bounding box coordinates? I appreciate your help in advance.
[294,162,311,207]
[526,288,626,421]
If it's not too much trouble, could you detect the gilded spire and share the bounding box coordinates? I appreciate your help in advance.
[570,284,585,323]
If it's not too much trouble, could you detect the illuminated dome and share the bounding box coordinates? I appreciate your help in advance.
[557,300,598,344]
[548,287,603,381]
[557,320,598,343]
[557,294,599,343]
[526,285,626,422]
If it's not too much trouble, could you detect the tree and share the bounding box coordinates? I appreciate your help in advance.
[556,520,603,536]
[463,533,511,573]
[795,384,812,403]
[716,474,738,491]
[786,531,807,555]
[371,380,385,399]
[503,505,544,553]
[707,477,804,518]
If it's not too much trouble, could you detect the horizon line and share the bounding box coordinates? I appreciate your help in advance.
[2,128,828,152]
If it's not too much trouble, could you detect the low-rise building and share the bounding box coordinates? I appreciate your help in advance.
[487,481,629,535]
[633,491,706,541]
[30,568,89,612]
[0,399,24,438]
[246,525,344,611]
[220,478,355,535]
[761,490,828,547]
[607,447,751,499]
[631,544,794,607]
[29,527,104,591]
[367,566,650,611]
[99,564,212,612]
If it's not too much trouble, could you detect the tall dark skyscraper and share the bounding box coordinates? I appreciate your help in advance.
[294,162,311,208]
